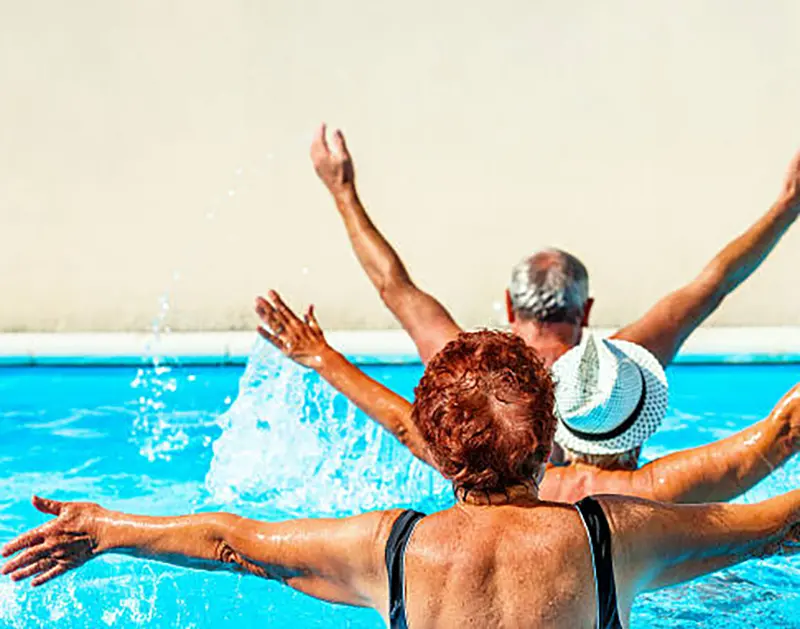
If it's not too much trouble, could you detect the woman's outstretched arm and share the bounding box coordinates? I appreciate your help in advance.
[2,496,396,612]
[633,383,800,503]
[602,489,800,612]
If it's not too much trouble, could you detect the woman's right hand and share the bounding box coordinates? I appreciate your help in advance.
[255,290,333,369]
[1,496,104,587]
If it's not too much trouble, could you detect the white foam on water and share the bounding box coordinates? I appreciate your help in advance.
[0,580,23,626]
[204,337,451,517]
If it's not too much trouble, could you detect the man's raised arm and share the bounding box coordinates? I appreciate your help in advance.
[614,150,800,366]
[311,124,461,364]
[255,291,438,469]
[2,495,395,612]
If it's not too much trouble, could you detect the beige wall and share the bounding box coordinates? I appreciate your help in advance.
[1,0,799,332]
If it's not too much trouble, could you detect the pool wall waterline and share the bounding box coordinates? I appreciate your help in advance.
[2,328,800,366]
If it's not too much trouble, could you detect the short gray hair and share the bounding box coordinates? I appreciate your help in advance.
[508,249,589,324]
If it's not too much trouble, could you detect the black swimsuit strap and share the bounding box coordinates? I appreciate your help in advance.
[575,497,623,629]
[385,509,426,629]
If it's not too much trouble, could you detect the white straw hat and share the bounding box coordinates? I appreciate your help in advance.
[551,334,668,455]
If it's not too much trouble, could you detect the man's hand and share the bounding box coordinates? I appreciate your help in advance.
[255,290,332,369]
[779,150,800,213]
[2,496,103,586]
[310,123,355,196]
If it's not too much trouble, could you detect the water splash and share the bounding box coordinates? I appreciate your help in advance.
[130,292,183,462]
[205,337,451,517]
[130,166,246,462]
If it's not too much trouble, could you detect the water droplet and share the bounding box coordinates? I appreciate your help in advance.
[227,189,236,197]
[301,267,309,275]
[234,167,243,176]
[187,374,196,382]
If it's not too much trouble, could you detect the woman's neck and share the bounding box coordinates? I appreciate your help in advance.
[455,480,540,507]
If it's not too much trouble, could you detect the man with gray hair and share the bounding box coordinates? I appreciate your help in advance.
[310,123,800,471]
[505,249,592,368]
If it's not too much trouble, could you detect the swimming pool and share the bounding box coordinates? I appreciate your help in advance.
[1,341,799,628]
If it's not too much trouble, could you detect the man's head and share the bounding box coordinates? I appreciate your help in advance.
[412,330,557,494]
[506,249,593,330]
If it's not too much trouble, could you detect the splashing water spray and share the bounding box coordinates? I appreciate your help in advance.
[205,337,451,517]
[130,167,245,462]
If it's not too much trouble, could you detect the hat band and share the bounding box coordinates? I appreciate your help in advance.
[564,365,647,442]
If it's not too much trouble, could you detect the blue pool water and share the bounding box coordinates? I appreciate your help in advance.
[1,343,799,628]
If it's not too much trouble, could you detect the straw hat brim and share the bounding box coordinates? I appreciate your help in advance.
[553,339,669,455]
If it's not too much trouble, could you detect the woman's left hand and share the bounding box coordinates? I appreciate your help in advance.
[255,291,332,369]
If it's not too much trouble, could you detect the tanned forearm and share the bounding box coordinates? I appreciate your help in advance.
[312,126,461,363]
[615,194,799,366]
[331,186,461,363]
[333,186,414,297]
[624,490,800,591]
[95,508,383,605]
[94,510,273,574]
[637,384,800,503]
[315,347,437,467]
[700,195,799,299]
[601,490,800,597]
[637,412,795,504]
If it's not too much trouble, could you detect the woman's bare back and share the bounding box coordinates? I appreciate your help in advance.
[399,503,608,629]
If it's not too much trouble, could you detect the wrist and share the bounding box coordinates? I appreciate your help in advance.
[776,192,800,218]
[332,183,359,207]
[92,507,125,553]
[315,346,346,374]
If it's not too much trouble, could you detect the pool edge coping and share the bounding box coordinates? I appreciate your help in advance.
[2,328,800,366]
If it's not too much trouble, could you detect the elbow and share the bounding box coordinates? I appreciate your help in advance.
[376,266,414,305]
[393,422,417,452]
[697,260,732,298]
[208,513,244,562]
[392,421,435,467]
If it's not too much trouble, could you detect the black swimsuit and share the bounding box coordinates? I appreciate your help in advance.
[575,497,623,629]
[384,497,621,629]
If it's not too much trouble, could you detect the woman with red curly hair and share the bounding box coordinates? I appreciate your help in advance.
[410,329,556,502]
[6,328,800,628]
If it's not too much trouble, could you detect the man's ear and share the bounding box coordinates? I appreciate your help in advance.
[581,298,595,328]
[505,289,516,324]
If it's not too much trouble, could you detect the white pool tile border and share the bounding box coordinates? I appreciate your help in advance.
[1,327,800,366]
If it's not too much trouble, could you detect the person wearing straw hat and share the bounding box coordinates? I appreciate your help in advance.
[256,291,800,506]
[547,333,669,471]
[310,124,800,469]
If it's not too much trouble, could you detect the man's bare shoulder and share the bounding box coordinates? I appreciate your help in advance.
[540,464,652,503]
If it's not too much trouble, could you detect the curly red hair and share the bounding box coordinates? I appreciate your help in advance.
[412,330,557,493]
